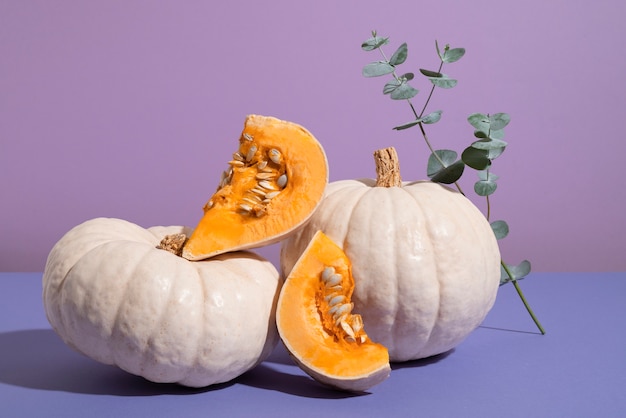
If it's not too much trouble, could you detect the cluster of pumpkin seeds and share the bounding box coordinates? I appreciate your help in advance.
[206,132,288,217]
[320,266,367,344]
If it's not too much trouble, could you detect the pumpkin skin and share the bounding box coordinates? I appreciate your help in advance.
[281,179,501,362]
[277,230,390,392]
[183,115,328,261]
[43,217,282,387]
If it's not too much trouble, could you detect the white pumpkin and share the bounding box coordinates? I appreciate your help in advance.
[280,179,501,362]
[43,217,281,387]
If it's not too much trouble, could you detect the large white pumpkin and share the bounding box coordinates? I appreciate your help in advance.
[281,179,501,362]
[43,217,281,387]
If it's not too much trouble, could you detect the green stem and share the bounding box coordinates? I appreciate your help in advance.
[501,261,546,334]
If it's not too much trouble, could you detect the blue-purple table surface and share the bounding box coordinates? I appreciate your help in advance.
[1,272,625,418]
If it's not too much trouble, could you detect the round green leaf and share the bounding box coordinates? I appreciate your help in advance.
[420,110,442,124]
[477,170,499,182]
[431,160,465,184]
[501,260,532,282]
[429,75,457,89]
[427,149,458,177]
[361,35,389,51]
[390,83,419,100]
[389,42,408,66]
[362,61,395,77]
[490,220,509,240]
[489,113,511,131]
[474,180,497,196]
[442,47,466,63]
[462,146,491,170]
[393,120,420,131]
[383,79,400,95]
[468,113,490,131]
[419,68,442,78]
[471,138,508,150]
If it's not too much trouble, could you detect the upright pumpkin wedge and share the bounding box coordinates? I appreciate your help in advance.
[277,230,390,392]
[183,115,328,261]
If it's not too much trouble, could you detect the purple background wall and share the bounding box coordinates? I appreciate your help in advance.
[2,0,625,272]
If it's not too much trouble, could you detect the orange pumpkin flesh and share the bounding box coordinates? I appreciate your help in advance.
[182,115,328,261]
[277,230,390,392]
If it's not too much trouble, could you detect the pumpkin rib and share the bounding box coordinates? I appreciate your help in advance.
[401,184,443,351]
[110,244,157,371]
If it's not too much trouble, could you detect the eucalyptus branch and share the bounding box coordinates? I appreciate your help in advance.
[361,31,545,334]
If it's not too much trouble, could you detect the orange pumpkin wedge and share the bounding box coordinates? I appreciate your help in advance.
[182,115,328,260]
[276,230,390,392]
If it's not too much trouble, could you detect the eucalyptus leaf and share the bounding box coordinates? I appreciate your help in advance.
[477,170,499,182]
[393,120,420,131]
[487,146,506,160]
[421,110,443,124]
[468,113,490,131]
[500,260,531,284]
[442,47,466,63]
[362,61,395,77]
[488,129,506,140]
[390,83,419,100]
[461,146,491,170]
[474,180,497,196]
[361,36,389,51]
[400,72,415,81]
[383,79,401,95]
[490,220,509,240]
[427,149,458,177]
[389,42,408,66]
[429,75,458,89]
[419,69,442,78]
[471,138,508,150]
[489,113,511,130]
[431,160,465,184]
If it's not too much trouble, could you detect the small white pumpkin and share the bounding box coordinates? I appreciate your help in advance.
[43,217,281,387]
[281,151,501,362]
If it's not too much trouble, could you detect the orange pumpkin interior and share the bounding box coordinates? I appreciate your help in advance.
[182,115,328,260]
[277,230,390,391]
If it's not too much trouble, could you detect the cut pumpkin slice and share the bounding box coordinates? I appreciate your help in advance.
[182,115,328,260]
[276,230,390,392]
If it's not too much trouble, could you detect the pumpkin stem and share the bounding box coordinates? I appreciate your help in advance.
[374,147,402,187]
[157,233,188,257]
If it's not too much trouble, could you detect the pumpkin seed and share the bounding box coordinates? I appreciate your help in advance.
[264,191,280,199]
[321,267,336,282]
[242,197,259,206]
[256,172,275,180]
[233,152,244,161]
[250,187,266,196]
[340,319,356,339]
[349,314,364,333]
[258,180,277,190]
[268,148,282,164]
[243,132,254,141]
[229,160,245,167]
[325,273,342,287]
[239,203,252,212]
[245,145,257,162]
[257,160,268,170]
[276,174,288,188]
[328,295,345,307]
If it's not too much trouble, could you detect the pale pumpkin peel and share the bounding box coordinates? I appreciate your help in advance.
[183,115,328,261]
[277,230,390,392]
